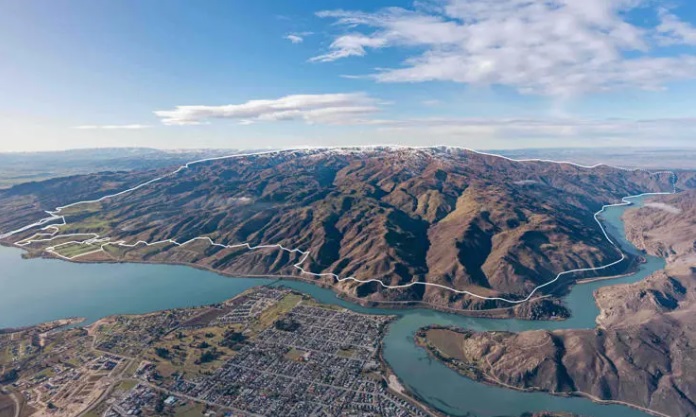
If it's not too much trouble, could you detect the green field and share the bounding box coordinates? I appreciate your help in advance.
[256,293,304,330]
[52,242,103,258]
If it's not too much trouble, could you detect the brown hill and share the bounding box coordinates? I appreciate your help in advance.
[0,147,679,313]
[418,190,696,416]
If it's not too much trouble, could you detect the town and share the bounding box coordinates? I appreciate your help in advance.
[0,286,436,417]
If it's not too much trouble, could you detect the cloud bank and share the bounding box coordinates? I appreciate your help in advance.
[154,93,381,126]
[313,0,696,95]
[74,124,151,130]
[372,116,696,144]
[151,91,696,146]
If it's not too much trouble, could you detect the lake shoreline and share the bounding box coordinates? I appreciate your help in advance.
[2,240,643,323]
[0,316,85,335]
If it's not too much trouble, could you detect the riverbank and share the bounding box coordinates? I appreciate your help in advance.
[378,321,445,417]
[575,256,646,284]
[414,325,671,417]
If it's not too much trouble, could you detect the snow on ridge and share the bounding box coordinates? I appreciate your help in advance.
[514,180,539,186]
[263,145,474,159]
[644,202,682,214]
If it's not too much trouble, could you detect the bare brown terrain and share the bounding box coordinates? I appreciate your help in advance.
[0,169,165,237]
[418,189,696,417]
[0,147,682,315]
[0,392,15,417]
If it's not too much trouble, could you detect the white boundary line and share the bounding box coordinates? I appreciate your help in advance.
[0,146,678,304]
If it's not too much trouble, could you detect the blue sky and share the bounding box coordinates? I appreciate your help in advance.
[2,0,696,151]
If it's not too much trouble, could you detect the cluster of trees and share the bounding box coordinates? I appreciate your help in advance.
[154,347,170,359]
[196,347,222,364]
[274,318,300,332]
[0,369,18,383]
[220,330,247,349]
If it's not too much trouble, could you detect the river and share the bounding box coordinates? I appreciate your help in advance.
[0,196,662,417]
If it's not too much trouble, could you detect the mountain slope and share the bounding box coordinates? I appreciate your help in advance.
[417,190,696,416]
[0,147,678,313]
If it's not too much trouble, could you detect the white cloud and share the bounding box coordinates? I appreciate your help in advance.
[656,8,696,45]
[369,116,696,145]
[284,31,314,44]
[152,90,696,146]
[154,93,381,126]
[74,124,151,130]
[313,0,696,95]
[309,34,389,62]
[285,34,304,44]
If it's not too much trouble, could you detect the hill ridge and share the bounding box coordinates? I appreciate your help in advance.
[0,147,681,315]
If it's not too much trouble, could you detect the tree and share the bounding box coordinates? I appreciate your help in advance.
[154,394,165,414]
[220,330,247,349]
[274,318,300,332]
[196,348,222,364]
[0,369,18,383]
[154,347,170,359]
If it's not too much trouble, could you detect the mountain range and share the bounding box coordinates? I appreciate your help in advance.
[0,147,684,316]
